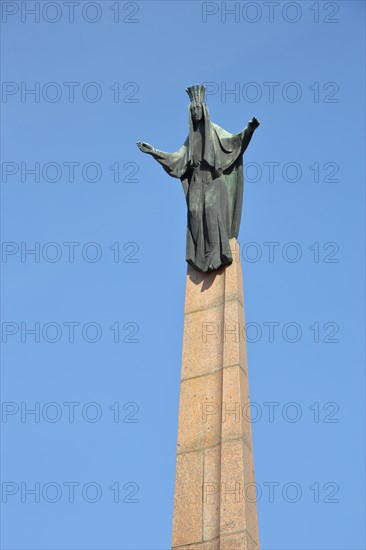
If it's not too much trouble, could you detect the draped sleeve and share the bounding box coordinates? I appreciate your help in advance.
[151,139,189,179]
[211,122,258,238]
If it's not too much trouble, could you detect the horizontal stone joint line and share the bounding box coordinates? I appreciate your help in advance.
[177,434,253,455]
[180,362,247,383]
[172,528,258,548]
[184,294,244,315]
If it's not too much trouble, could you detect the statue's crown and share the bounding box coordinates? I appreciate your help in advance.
[186,84,206,104]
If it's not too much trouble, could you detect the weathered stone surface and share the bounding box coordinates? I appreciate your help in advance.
[203,445,221,542]
[172,239,259,549]
[172,450,203,547]
[177,371,222,453]
[220,365,251,441]
[220,530,259,550]
[185,265,226,315]
[181,306,224,381]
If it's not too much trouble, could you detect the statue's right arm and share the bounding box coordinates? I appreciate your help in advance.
[151,148,167,159]
[136,142,156,155]
[136,141,170,160]
[136,141,187,179]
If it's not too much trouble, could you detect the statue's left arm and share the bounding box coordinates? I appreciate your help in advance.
[238,117,260,154]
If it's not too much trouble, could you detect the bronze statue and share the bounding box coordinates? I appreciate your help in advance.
[137,84,260,272]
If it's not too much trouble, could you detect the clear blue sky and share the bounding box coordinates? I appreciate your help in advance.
[1,1,365,549]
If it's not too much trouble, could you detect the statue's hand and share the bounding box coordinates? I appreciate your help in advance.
[136,142,154,154]
[250,117,260,128]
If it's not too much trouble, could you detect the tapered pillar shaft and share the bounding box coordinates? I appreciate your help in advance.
[172,239,259,550]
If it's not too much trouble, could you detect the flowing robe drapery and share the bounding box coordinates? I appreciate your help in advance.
[151,105,258,272]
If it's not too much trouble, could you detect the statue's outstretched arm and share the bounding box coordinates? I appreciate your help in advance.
[136,141,187,179]
[239,117,260,153]
[136,141,162,157]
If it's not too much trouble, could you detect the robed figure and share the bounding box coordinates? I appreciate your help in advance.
[137,84,260,272]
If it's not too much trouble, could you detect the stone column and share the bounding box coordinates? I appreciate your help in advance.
[172,238,259,550]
